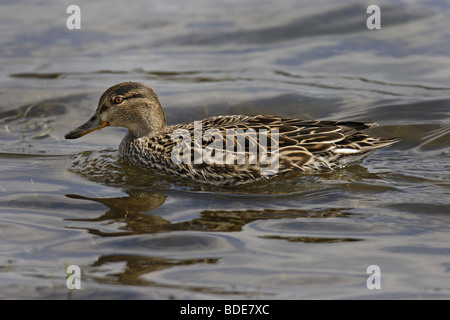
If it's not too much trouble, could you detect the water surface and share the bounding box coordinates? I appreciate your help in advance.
[0,0,449,299]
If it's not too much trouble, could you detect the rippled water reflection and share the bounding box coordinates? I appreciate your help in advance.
[1,0,449,299]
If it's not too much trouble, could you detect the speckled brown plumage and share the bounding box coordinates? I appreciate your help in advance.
[65,82,398,185]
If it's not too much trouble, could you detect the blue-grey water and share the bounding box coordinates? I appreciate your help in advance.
[0,0,449,299]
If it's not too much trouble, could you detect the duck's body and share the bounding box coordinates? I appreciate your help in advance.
[65,82,398,185]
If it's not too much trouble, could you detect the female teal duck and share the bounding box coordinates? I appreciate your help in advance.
[65,82,397,185]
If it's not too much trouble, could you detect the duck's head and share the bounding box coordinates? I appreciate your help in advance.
[65,81,166,140]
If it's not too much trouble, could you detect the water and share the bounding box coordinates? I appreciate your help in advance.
[0,0,449,299]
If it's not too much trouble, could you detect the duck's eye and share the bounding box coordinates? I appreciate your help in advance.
[113,96,124,104]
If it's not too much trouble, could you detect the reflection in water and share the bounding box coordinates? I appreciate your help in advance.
[66,192,168,236]
[66,191,355,235]
[260,235,361,243]
[90,254,218,286]
[66,191,360,288]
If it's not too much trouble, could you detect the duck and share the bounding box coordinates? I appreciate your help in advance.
[65,81,398,185]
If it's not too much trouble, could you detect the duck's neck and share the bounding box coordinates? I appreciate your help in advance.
[118,131,146,164]
[127,110,167,139]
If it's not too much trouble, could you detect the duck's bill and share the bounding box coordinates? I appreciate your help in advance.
[65,115,109,139]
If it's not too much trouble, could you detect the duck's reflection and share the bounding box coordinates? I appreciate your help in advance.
[66,191,169,235]
[65,191,361,288]
[89,254,219,286]
[66,191,357,236]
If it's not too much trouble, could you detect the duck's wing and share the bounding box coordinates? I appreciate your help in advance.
[165,115,397,172]
[233,115,396,152]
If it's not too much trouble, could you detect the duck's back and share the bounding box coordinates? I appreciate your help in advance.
[118,115,397,185]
